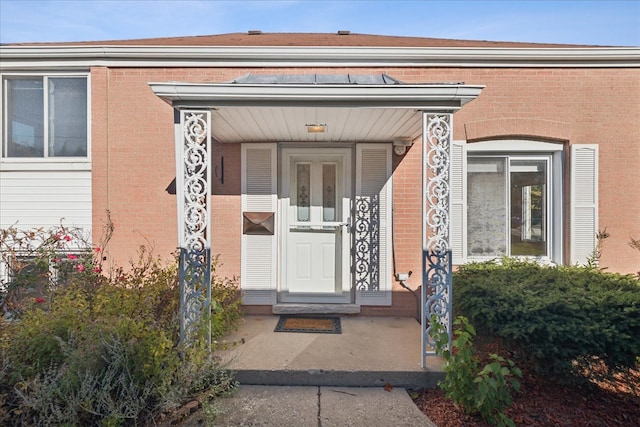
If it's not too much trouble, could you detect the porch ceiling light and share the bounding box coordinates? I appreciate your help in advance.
[306,123,327,133]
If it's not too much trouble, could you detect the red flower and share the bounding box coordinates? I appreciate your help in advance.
[93,267,101,273]
[54,233,62,241]
[35,297,45,304]
[75,264,86,273]
[94,247,101,253]
[67,254,78,260]
[64,235,72,242]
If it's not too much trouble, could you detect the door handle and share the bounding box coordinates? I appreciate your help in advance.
[340,217,351,233]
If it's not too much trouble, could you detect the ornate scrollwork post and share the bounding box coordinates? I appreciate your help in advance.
[354,194,380,293]
[422,112,453,366]
[177,110,212,345]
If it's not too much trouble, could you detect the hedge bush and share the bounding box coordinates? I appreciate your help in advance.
[453,259,640,380]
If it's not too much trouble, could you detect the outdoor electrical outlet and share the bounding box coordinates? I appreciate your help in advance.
[396,273,410,281]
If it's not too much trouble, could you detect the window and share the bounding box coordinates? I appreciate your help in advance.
[7,256,50,293]
[5,253,85,291]
[467,155,550,258]
[452,140,599,266]
[2,76,88,158]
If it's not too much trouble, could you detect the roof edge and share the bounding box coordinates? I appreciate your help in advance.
[148,80,485,111]
[2,32,622,48]
[1,45,639,70]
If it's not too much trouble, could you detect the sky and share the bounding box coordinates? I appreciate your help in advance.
[0,0,639,46]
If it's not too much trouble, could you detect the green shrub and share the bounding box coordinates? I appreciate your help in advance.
[453,259,640,380]
[433,316,522,427]
[209,256,242,340]
[0,224,240,425]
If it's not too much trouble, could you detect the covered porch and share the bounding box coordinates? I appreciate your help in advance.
[149,74,484,367]
[217,315,444,388]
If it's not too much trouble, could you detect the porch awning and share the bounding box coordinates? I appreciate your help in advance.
[149,74,483,143]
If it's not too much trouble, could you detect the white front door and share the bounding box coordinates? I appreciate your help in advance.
[280,148,352,303]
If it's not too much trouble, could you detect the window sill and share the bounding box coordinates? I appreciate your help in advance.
[0,159,91,172]
[461,256,557,266]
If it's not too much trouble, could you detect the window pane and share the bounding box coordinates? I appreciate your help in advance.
[49,78,87,157]
[296,163,310,222]
[467,157,507,257]
[322,163,336,221]
[510,160,547,256]
[6,78,44,157]
[9,257,50,302]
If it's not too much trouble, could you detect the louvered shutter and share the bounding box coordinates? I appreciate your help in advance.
[450,141,467,264]
[241,143,277,304]
[355,144,393,306]
[570,144,598,265]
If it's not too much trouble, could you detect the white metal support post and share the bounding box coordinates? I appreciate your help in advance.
[421,112,453,367]
[176,110,212,345]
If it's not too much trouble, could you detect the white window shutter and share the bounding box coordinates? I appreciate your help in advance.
[450,141,467,264]
[570,144,599,265]
[355,144,393,306]
[241,143,277,305]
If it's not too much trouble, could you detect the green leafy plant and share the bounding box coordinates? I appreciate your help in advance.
[585,227,610,269]
[432,315,522,427]
[629,235,640,279]
[209,255,242,340]
[0,221,240,425]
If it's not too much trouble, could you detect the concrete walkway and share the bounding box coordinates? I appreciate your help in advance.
[185,385,437,427]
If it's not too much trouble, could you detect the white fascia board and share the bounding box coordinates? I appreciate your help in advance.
[148,82,485,110]
[1,46,639,70]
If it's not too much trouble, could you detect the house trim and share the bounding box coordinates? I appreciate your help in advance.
[149,81,485,110]
[1,46,639,70]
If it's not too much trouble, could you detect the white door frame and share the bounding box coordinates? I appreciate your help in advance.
[279,147,352,303]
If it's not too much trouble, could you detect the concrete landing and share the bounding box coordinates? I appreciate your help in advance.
[217,316,444,389]
[190,385,437,427]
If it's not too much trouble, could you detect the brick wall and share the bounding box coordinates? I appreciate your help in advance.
[91,65,640,316]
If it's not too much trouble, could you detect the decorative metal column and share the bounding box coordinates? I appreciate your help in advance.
[422,112,453,366]
[354,195,380,293]
[176,110,212,345]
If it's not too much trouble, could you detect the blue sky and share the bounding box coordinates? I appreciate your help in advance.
[1,0,639,46]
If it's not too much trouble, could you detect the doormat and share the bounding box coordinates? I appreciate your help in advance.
[274,316,342,334]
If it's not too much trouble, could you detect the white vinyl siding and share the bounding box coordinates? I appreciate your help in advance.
[0,169,92,231]
[570,144,599,265]
[0,72,92,261]
[355,144,393,306]
[241,143,277,305]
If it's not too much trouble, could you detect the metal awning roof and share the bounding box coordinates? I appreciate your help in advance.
[230,73,403,85]
[149,75,484,143]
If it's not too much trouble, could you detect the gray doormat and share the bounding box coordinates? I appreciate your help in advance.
[274,316,342,334]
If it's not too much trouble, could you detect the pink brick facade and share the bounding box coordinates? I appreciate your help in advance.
[3,33,639,317]
[89,66,639,316]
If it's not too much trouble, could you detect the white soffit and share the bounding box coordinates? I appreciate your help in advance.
[150,81,484,143]
[211,106,423,143]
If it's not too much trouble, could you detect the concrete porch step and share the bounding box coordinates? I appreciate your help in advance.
[217,316,444,389]
[272,303,361,315]
[231,368,443,389]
